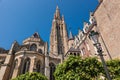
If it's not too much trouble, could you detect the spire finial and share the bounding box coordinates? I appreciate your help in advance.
[56,5,59,10]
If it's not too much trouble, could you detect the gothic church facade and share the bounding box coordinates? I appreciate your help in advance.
[0,6,74,80]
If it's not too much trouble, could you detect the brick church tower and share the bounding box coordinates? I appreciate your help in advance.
[50,6,68,56]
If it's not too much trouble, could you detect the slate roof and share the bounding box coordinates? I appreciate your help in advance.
[68,47,81,52]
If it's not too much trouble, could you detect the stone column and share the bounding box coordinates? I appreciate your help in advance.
[0,41,18,80]
[11,58,22,79]
[45,55,50,79]
[29,56,36,72]
[44,42,50,79]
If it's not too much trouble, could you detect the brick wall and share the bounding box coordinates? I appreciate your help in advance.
[93,0,120,60]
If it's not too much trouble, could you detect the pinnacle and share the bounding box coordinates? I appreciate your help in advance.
[55,5,60,19]
[56,5,59,10]
[56,5,59,12]
[62,15,64,21]
[69,31,74,39]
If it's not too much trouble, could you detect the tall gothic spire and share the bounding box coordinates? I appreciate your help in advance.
[50,6,68,56]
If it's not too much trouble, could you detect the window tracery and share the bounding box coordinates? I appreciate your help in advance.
[30,44,37,51]
[49,63,55,80]
[22,58,30,74]
[36,60,41,72]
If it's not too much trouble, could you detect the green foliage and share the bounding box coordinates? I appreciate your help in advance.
[54,56,120,80]
[106,59,120,79]
[12,72,48,80]
[54,56,103,80]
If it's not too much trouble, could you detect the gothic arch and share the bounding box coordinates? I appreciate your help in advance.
[22,57,31,74]
[74,53,76,56]
[36,60,41,73]
[49,62,55,80]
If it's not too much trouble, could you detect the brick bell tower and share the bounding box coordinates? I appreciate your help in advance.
[50,6,68,56]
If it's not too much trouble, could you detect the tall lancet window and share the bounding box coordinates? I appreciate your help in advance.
[22,58,30,74]
[36,60,41,73]
[49,63,55,80]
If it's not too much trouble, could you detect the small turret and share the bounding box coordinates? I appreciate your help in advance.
[32,32,40,38]
[69,31,74,40]
[68,31,74,49]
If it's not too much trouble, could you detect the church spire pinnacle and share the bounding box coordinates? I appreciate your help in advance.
[56,5,59,10]
[62,15,64,21]
[69,31,74,39]
[55,5,60,19]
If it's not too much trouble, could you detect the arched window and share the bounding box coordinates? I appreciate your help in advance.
[81,48,85,56]
[38,49,42,54]
[70,53,72,55]
[74,53,76,56]
[36,60,41,72]
[61,27,63,35]
[30,44,37,51]
[49,63,55,80]
[22,58,30,74]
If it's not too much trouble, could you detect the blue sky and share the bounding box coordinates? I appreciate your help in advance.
[0,0,98,49]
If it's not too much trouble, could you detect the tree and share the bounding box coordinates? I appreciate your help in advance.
[106,59,120,79]
[54,56,103,80]
[12,72,48,80]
